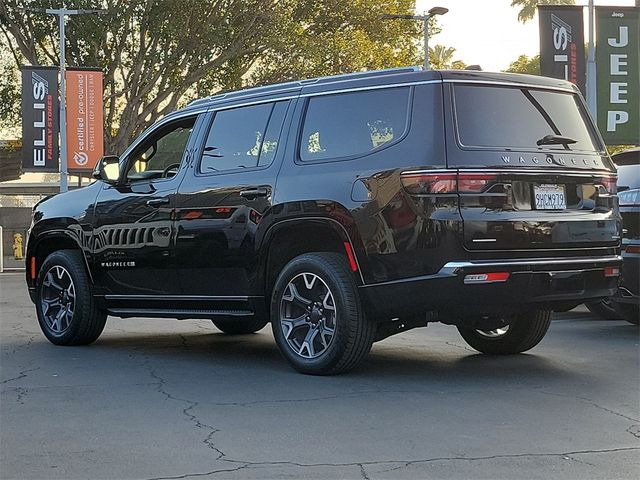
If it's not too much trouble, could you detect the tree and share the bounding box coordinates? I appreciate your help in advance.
[428,44,466,70]
[511,0,575,23]
[505,54,540,75]
[0,0,425,154]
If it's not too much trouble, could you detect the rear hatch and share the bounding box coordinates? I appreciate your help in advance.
[446,81,619,251]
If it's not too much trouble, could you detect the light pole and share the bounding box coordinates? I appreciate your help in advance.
[382,6,449,70]
[586,0,597,117]
[23,7,106,192]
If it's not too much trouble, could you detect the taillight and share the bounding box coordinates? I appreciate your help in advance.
[599,176,617,194]
[400,171,497,194]
[625,245,640,254]
[603,266,620,277]
[464,272,510,284]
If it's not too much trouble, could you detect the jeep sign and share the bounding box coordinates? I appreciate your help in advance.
[21,66,59,172]
[596,7,640,145]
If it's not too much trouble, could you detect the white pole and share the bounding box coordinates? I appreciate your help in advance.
[424,17,430,70]
[0,226,4,273]
[58,11,68,193]
[586,0,597,117]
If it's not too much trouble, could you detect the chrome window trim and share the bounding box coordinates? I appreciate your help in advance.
[443,78,576,93]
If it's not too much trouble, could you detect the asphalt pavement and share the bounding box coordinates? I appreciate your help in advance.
[1,272,639,480]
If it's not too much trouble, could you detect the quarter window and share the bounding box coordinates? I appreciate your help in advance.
[300,87,410,162]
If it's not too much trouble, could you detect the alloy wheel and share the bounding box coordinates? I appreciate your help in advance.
[40,265,76,334]
[279,272,336,359]
[475,325,510,338]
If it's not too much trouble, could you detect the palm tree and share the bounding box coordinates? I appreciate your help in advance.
[429,45,466,70]
[511,0,575,23]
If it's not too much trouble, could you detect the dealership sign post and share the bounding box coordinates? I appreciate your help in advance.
[65,69,104,173]
[596,7,640,145]
[539,5,586,94]
[20,66,60,172]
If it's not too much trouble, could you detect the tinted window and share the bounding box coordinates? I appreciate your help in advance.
[200,102,280,173]
[454,85,601,152]
[300,87,410,161]
[126,116,195,182]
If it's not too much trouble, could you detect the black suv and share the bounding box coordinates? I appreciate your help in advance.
[26,68,622,374]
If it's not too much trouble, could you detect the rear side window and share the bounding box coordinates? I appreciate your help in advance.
[199,101,287,173]
[300,87,410,162]
[453,85,602,152]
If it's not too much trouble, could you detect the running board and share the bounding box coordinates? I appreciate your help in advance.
[107,308,254,319]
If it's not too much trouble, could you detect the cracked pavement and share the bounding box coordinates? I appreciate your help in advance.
[1,272,639,479]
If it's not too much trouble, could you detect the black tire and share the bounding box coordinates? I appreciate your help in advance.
[613,303,640,325]
[585,298,621,320]
[35,250,107,346]
[457,310,551,355]
[212,317,268,334]
[271,252,374,375]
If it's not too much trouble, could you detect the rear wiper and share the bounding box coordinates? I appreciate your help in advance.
[536,134,578,146]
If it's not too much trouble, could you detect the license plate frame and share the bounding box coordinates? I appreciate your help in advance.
[534,184,566,210]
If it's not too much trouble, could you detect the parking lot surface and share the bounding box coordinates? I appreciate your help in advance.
[1,272,639,479]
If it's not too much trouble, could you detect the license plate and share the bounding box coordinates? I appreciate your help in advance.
[534,184,566,210]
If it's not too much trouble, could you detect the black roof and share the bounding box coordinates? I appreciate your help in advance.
[180,67,578,113]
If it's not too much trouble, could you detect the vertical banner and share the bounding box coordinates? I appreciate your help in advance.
[66,69,104,172]
[21,66,59,172]
[539,5,586,94]
[596,7,640,145]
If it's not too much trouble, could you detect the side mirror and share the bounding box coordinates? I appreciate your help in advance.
[93,155,121,184]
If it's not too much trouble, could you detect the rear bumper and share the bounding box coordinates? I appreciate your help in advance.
[360,255,622,319]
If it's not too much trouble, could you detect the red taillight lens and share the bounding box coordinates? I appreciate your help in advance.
[400,172,457,194]
[600,176,617,194]
[457,173,498,192]
[603,266,620,277]
[401,171,497,194]
[463,272,510,284]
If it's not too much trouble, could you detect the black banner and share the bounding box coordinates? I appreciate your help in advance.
[21,66,59,172]
[539,5,586,94]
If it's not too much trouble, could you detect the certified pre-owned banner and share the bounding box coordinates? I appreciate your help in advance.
[66,69,104,172]
[596,7,640,145]
[539,5,586,94]
[21,66,59,172]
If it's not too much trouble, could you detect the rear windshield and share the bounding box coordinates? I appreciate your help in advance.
[453,85,602,153]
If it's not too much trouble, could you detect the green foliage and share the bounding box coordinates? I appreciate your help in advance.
[511,0,575,23]
[0,0,427,152]
[428,44,466,70]
[505,54,540,75]
[0,45,20,136]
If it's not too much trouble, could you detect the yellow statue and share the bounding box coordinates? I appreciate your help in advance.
[13,233,24,260]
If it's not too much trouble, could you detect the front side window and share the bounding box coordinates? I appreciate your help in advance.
[125,117,196,182]
[199,102,287,173]
[300,87,410,162]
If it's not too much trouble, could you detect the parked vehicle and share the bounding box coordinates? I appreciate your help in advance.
[26,68,622,374]
[586,148,639,324]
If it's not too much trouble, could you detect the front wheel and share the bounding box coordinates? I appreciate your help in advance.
[457,310,551,355]
[35,250,107,346]
[271,253,374,375]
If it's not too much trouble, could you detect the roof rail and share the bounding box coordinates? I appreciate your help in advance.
[187,66,422,107]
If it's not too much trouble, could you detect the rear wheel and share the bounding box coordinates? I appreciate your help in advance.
[271,253,374,375]
[457,310,551,355]
[585,298,621,320]
[35,250,107,346]
[212,317,268,334]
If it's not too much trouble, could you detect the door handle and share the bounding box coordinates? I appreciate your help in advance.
[239,187,268,199]
[146,198,170,207]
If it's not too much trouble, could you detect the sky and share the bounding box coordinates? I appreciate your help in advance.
[415,0,637,71]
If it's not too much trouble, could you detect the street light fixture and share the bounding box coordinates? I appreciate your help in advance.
[18,7,107,192]
[382,6,449,70]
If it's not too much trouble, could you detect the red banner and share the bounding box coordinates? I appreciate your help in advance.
[65,69,104,172]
